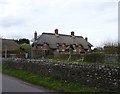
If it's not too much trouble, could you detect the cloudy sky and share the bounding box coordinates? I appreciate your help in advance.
[0,0,118,47]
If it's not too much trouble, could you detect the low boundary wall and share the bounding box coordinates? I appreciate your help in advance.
[2,58,120,91]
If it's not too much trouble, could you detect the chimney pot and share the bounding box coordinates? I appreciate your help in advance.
[71,31,74,36]
[55,29,58,34]
[34,31,37,40]
[85,37,88,41]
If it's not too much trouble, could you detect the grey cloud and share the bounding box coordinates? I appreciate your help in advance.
[95,2,116,11]
[0,16,25,28]
[106,17,118,23]
[0,0,118,47]
[0,0,7,5]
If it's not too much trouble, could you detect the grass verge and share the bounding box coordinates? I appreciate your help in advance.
[2,65,103,93]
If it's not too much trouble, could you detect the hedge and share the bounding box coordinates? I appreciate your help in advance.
[84,52,105,63]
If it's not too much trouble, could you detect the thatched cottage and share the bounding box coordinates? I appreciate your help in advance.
[2,39,20,58]
[32,29,93,58]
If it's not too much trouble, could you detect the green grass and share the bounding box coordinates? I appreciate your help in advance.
[48,58,83,63]
[2,66,102,93]
[0,63,2,72]
[48,58,120,67]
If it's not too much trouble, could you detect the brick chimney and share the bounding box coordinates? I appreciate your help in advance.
[71,31,74,36]
[55,29,58,34]
[85,37,88,41]
[34,31,37,41]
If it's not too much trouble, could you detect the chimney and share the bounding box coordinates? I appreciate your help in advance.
[71,31,74,36]
[55,29,58,34]
[34,31,37,41]
[85,37,88,41]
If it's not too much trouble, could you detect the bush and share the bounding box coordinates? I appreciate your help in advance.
[103,42,118,54]
[84,52,105,63]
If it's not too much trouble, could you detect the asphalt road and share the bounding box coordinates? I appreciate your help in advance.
[2,73,57,93]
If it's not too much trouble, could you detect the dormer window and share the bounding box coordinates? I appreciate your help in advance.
[57,43,60,47]
[79,44,83,48]
[73,44,76,48]
[43,43,47,46]
[62,43,66,46]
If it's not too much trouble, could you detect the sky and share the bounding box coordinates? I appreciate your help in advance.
[0,0,119,47]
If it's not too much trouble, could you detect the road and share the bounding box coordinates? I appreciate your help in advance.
[2,73,58,93]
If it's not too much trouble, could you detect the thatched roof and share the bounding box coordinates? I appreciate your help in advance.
[2,39,20,51]
[35,32,93,49]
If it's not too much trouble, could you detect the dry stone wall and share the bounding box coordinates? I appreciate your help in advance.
[2,58,120,91]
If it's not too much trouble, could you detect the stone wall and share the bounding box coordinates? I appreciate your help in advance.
[2,58,120,91]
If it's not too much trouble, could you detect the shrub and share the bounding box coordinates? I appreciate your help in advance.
[84,52,105,63]
[103,42,118,54]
